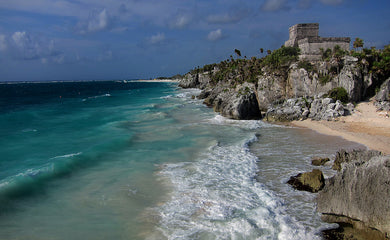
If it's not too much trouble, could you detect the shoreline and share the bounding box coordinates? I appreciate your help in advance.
[133,79,179,83]
[290,101,390,155]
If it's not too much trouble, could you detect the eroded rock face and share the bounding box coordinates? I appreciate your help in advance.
[199,82,262,120]
[178,73,211,89]
[256,72,287,111]
[287,169,325,193]
[308,98,345,121]
[265,98,310,122]
[375,78,390,102]
[317,154,390,237]
[213,84,261,120]
[332,149,382,171]
[177,56,376,121]
[265,97,345,122]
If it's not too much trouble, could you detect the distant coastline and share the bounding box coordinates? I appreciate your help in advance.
[133,79,180,83]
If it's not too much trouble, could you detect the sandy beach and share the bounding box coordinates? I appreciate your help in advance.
[291,101,390,155]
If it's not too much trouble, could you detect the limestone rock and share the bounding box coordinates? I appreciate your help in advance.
[311,157,330,166]
[308,98,345,121]
[213,83,261,120]
[178,72,211,89]
[256,72,287,111]
[375,78,390,102]
[265,97,311,122]
[332,149,382,171]
[199,83,261,120]
[287,169,325,193]
[317,155,390,237]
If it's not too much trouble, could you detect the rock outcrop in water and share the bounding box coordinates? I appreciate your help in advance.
[311,157,330,166]
[287,169,325,193]
[317,150,390,239]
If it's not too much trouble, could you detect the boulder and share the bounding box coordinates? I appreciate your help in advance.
[311,157,330,166]
[287,169,325,193]
[308,98,345,121]
[317,154,390,237]
[265,97,311,122]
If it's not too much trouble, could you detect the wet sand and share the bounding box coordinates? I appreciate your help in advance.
[291,101,390,154]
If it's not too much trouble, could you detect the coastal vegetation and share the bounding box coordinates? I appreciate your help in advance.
[189,46,300,87]
[187,42,390,100]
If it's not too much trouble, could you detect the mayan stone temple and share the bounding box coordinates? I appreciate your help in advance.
[285,23,350,60]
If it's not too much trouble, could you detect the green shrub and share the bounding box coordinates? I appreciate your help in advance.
[262,46,300,69]
[327,87,349,103]
[297,60,314,72]
[319,74,331,85]
[320,48,332,61]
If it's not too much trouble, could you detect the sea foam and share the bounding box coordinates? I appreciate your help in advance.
[156,129,318,239]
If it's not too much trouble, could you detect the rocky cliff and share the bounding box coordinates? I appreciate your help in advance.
[179,54,382,121]
[317,150,390,239]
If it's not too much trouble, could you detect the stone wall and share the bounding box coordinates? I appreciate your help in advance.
[298,37,351,61]
[284,23,350,61]
[285,23,319,47]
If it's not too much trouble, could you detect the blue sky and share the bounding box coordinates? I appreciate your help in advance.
[0,0,389,81]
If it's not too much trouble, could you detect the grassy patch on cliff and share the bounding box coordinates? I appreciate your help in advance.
[327,87,349,103]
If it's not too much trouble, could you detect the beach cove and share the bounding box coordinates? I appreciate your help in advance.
[291,100,390,155]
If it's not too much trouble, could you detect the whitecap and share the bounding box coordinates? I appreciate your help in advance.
[51,152,82,160]
[21,128,38,133]
[155,139,317,239]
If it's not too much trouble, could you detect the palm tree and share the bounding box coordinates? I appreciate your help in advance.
[234,49,241,58]
[353,38,364,51]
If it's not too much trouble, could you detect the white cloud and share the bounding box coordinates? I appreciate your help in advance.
[0,34,8,51]
[207,29,223,41]
[260,0,290,12]
[8,31,64,62]
[76,9,111,34]
[170,14,191,29]
[148,33,166,44]
[12,31,27,49]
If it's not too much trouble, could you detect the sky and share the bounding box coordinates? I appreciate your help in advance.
[0,0,389,81]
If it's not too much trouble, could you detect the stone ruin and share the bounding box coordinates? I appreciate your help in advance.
[285,23,350,61]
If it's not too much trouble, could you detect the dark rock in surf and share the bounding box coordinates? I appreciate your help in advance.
[311,157,330,166]
[287,169,325,193]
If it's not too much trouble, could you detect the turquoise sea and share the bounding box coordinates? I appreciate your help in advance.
[0,81,363,239]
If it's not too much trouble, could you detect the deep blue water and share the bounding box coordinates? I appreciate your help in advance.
[0,80,363,239]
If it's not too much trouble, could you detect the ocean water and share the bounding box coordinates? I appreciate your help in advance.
[0,81,363,240]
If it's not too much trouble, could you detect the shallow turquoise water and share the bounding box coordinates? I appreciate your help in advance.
[0,81,363,239]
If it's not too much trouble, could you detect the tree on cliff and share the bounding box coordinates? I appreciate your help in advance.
[353,38,364,51]
[234,49,241,58]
